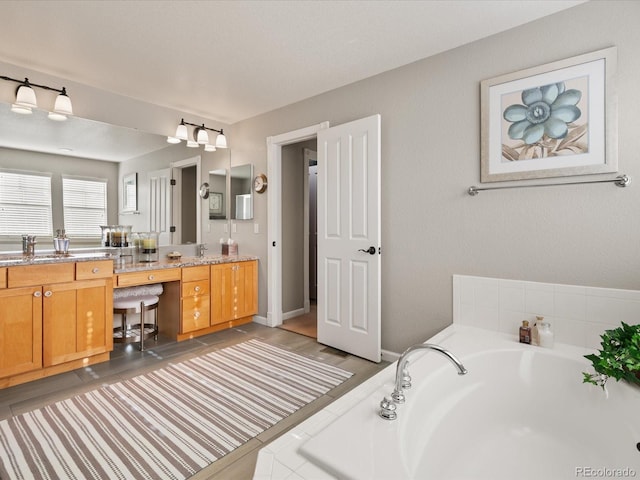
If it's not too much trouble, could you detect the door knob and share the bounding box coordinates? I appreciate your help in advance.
[358,246,376,255]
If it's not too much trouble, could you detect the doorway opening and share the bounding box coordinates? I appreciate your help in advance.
[277,145,318,338]
[170,156,201,245]
[266,121,329,329]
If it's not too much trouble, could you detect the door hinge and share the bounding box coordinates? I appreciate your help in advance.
[170,226,176,233]
[170,179,176,186]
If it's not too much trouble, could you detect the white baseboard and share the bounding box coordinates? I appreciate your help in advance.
[381,349,400,363]
[282,308,306,321]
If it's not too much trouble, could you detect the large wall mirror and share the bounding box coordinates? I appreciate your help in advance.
[230,164,253,220]
[0,101,230,251]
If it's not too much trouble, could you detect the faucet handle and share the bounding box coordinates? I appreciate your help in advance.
[378,396,397,420]
[390,388,406,404]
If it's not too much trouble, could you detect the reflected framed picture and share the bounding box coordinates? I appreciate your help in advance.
[209,192,223,218]
[480,47,617,183]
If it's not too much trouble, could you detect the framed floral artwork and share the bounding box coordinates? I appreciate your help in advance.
[480,47,617,183]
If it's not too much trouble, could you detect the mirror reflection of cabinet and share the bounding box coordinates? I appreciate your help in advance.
[208,169,227,220]
[231,164,253,220]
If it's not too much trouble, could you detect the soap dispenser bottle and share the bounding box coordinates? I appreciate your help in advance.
[532,315,544,346]
[519,320,531,344]
[538,321,554,348]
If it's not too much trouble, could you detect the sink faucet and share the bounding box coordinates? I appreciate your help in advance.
[379,343,467,420]
[197,243,207,257]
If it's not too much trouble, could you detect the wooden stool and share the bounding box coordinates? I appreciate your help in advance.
[113,294,159,351]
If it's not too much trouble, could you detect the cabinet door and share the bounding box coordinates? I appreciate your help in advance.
[211,261,258,325]
[43,278,111,367]
[210,263,235,325]
[0,286,42,378]
[234,260,258,319]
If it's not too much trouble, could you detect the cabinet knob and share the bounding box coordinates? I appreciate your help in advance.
[195,286,201,292]
[92,268,99,274]
[44,291,53,297]
[148,274,155,280]
[194,311,200,318]
[33,291,42,298]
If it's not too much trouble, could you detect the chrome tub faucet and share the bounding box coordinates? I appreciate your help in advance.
[379,343,467,420]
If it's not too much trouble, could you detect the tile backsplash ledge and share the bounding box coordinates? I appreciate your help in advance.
[453,275,640,351]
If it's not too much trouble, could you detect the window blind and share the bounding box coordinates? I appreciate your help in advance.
[62,177,107,237]
[0,171,53,236]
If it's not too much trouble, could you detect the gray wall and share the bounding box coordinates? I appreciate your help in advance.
[228,1,640,353]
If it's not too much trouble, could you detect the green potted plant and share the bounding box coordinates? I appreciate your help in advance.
[583,322,640,388]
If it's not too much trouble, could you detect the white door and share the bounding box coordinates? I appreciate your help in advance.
[148,168,172,245]
[317,114,381,362]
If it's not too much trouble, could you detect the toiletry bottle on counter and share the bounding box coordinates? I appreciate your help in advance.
[519,320,531,344]
[532,315,544,346]
[538,321,554,348]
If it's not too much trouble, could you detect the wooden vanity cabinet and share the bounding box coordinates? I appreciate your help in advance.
[210,260,258,325]
[181,265,210,334]
[0,261,113,386]
[0,285,42,378]
[43,276,113,367]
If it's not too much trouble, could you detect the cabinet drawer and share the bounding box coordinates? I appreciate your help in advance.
[0,268,5,289]
[181,295,210,333]
[182,279,210,297]
[182,265,209,282]
[76,260,113,280]
[8,263,75,288]
[117,268,181,287]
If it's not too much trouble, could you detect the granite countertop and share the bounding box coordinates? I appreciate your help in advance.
[0,251,258,271]
[113,254,258,273]
[0,251,115,267]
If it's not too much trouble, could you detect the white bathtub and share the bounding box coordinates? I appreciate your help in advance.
[297,325,640,480]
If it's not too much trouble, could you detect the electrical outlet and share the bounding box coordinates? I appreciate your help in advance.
[232,223,237,233]
[254,223,259,234]
[223,223,228,233]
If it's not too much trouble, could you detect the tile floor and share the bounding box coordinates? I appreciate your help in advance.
[0,323,388,479]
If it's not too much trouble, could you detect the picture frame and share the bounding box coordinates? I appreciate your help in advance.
[480,47,617,183]
[122,172,137,212]
[209,191,224,219]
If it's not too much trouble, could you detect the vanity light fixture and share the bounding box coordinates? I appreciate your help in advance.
[167,118,228,150]
[1,75,73,120]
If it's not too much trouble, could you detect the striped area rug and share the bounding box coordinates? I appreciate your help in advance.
[0,339,353,480]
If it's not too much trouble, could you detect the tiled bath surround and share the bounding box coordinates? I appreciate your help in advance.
[453,275,640,350]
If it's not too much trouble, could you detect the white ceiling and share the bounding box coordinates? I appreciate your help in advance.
[0,0,585,126]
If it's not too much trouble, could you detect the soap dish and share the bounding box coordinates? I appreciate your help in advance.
[167,251,182,259]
